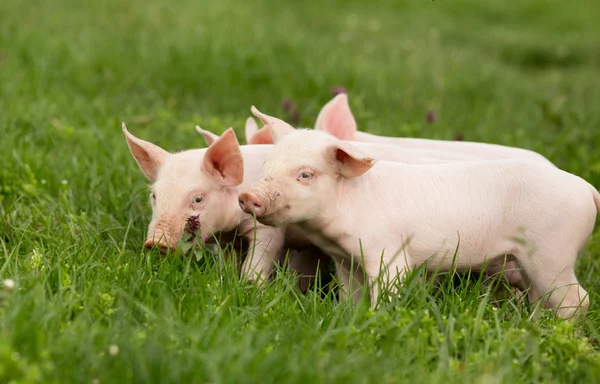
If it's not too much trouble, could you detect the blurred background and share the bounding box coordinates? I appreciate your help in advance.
[1,0,597,154]
[1,1,599,381]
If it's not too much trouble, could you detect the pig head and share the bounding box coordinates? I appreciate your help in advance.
[239,112,368,228]
[122,123,245,253]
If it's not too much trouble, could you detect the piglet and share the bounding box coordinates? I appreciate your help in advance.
[244,108,528,290]
[239,122,599,321]
[243,95,553,290]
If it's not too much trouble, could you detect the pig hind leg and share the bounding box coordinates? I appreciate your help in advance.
[482,257,531,303]
[516,246,589,321]
[484,257,530,291]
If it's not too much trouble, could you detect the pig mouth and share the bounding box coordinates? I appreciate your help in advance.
[255,210,288,227]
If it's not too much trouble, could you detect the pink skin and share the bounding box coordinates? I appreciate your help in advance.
[243,108,531,290]
[240,127,598,321]
[195,126,220,146]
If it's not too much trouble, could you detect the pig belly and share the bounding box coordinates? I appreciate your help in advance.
[405,225,515,273]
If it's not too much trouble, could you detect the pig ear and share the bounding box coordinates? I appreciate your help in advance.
[247,127,274,145]
[195,126,220,147]
[244,117,259,143]
[122,123,170,181]
[245,116,274,144]
[314,93,357,141]
[250,106,295,143]
[325,141,375,178]
[202,128,244,187]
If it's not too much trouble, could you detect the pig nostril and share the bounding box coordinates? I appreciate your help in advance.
[159,246,168,255]
[239,193,265,216]
[238,196,247,211]
[250,201,265,217]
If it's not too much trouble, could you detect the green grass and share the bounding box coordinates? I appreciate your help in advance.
[1,0,600,382]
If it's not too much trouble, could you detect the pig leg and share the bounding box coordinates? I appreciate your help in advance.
[287,249,313,293]
[334,259,365,304]
[363,250,408,309]
[285,248,327,293]
[482,258,532,303]
[334,259,350,301]
[518,247,589,321]
[241,225,286,282]
[484,259,528,291]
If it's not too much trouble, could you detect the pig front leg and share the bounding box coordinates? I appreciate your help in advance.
[241,225,286,282]
[363,248,409,309]
[285,247,330,293]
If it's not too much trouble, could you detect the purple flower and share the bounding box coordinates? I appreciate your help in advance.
[425,111,437,124]
[330,86,347,96]
[185,214,200,234]
[281,98,295,112]
[281,98,301,124]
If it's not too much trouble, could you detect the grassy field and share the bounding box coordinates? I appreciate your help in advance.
[1,0,600,382]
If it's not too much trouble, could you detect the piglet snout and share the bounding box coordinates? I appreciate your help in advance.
[239,191,266,217]
[144,239,171,255]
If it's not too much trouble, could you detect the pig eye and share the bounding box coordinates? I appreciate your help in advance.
[150,192,156,202]
[297,172,313,181]
[193,195,204,204]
